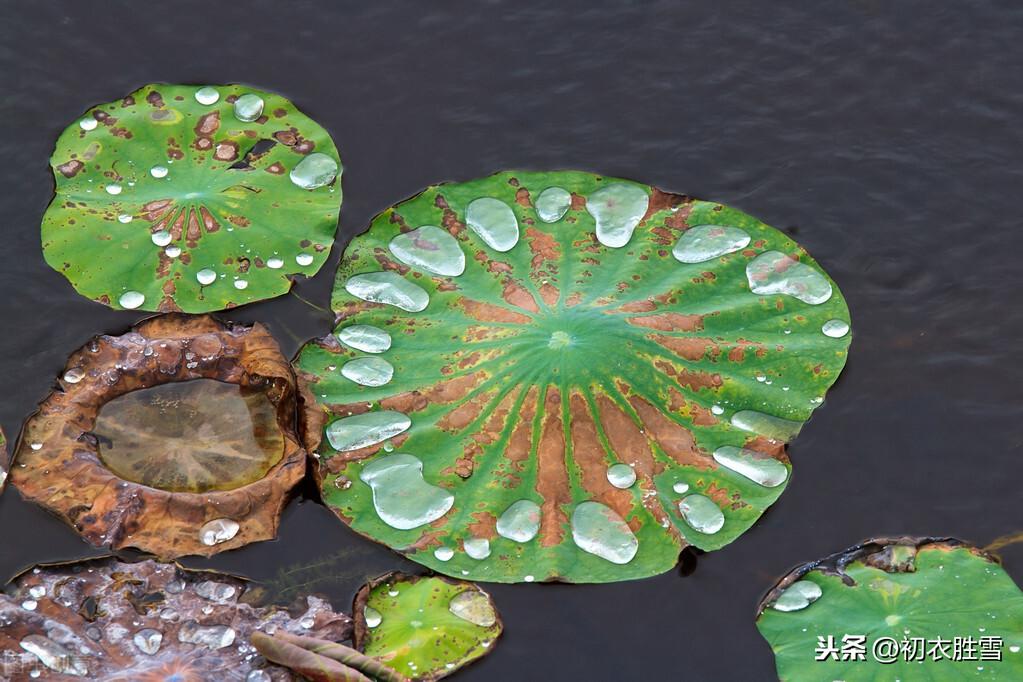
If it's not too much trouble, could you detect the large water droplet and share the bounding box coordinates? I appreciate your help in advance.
[233,279,248,290]
[63,367,85,383]
[389,225,466,277]
[233,94,264,122]
[196,268,217,285]
[771,579,823,612]
[28,585,45,599]
[295,252,315,266]
[337,325,391,353]
[822,319,850,338]
[247,671,272,682]
[118,291,145,310]
[496,499,541,543]
[571,501,639,564]
[448,590,497,627]
[20,636,88,676]
[178,621,236,649]
[165,246,181,258]
[266,257,284,269]
[290,152,340,190]
[434,546,454,561]
[672,481,690,494]
[199,518,240,546]
[105,183,122,195]
[731,410,802,441]
[79,118,98,131]
[606,463,637,489]
[118,214,133,224]
[345,272,429,312]
[465,197,519,252]
[195,87,220,105]
[746,251,833,305]
[672,224,751,263]
[195,581,237,603]
[341,357,394,387]
[326,410,411,451]
[151,230,172,247]
[463,536,491,560]
[150,165,168,179]
[364,606,382,628]
[712,446,788,487]
[133,629,163,655]
[535,186,572,223]
[586,183,649,248]
[678,494,725,534]
[359,453,454,530]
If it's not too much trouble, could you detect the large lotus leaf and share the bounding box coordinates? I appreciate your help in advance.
[0,556,350,680]
[756,537,1023,680]
[43,83,342,312]
[295,170,851,583]
[352,572,502,680]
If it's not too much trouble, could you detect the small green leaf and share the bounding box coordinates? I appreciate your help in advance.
[296,170,851,583]
[756,538,1023,680]
[42,83,342,312]
[353,572,501,680]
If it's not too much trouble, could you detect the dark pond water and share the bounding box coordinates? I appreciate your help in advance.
[2,1,1022,679]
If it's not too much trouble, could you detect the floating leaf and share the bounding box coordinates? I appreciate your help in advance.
[295,170,851,583]
[11,315,308,558]
[42,83,342,312]
[352,572,501,680]
[756,537,1023,680]
[0,556,350,680]
[0,427,7,495]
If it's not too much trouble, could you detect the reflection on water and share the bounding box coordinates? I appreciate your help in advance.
[93,379,284,493]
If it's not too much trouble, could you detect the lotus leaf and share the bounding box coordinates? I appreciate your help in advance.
[756,537,1023,680]
[42,83,342,312]
[295,170,850,583]
[11,315,307,558]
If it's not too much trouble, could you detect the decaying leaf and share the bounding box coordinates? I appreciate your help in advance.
[294,170,851,583]
[42,83,342,313]
[11,315,307,558]
[352,572,502,681]
[756,537,1023,680]
[0,427,7,495]
[0,556,350,680]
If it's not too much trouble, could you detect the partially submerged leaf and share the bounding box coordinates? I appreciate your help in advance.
[756,537,1023,680]
[11,315,307,558]
[295,170,851,583]
[0,427,7,495]
[352,572,502,680]
[0,556,350,680]
[42,83,342,312]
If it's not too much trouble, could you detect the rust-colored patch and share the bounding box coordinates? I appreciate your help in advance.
[194,111,220,136]
[265,162,285,174]
[214,141,239,162]
[651,335,720,361]
[437,389,495,432]
[467,511,499,540]
[535,388,570,547]
[569,393,633,518]
[626,312,704,332]
[146,90,164,107]
[57,159,84,178]
[526,227,560,269]
[502,281,540,313]
[515,187,532,208]
[617,299,657,313]
[628,394,712,468]
[458,297,531,324]
[505,386,539,471]
[654,360,722,392]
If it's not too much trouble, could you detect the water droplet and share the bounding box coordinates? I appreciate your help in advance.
[195,87,220,105]
[266,257,284,269]
[535,186,572,223]
[20,635,88,676]
[195,581,237,603]
[678,494,725,534]
[345,271,429,312]
[337,325,391,353]
[496,499,541,543]
[672,481,690,494]
[105,183,122,195]
[731,410,802,441]
[389,225,466,277]
[746,251,833,305]
[233,279,248,290]
[133,629,163,655]
[290,152,340,190]
[711,404,724,415]
[247,671,272,682]
[30,442,42,450]
[199,518,240,546]
[299,616,315,629]
[118,291,145,309]
[771,580,822,612]
[358,453,454,530]
[465,197,520,252]
[341,357,394,387]
[587,183,649,248]
[28,585,45,599]
[79,118,98,131]
[822,319,850,338]
[606,463,637,489]
[117,214,133,224]
[364,606,383,628]
[178,621,236,649]
[571,501,639,564]
[293,252,315,267]
[22,599,37,611]
[326,410,411,451]
[434,546,454,561]
[448,590,497,627]
[233,94,264,122]
[150,165,168,179]
[151,230,172,246]
[712,446,789,487]
[196,268,217,285]
[672,224,751,263]
[63,367,85,383]
[463,536,491,560]
[165,246,181,258]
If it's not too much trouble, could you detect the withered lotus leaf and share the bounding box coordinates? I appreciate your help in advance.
[42,83,342,313]
[294,170,851,583]
[11,315,307,558]
[0,556,350,680]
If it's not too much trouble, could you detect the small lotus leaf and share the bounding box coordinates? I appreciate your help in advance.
[42,83,342,312]
[295,170,850,583]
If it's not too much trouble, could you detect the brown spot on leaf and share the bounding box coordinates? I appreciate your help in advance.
[626,312,704,332]
[57,160,84,178]
[535,388,569,547]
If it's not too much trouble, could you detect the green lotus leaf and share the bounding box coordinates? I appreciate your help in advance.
[295,170,851,583]
[42,83,342,312]
[756,537,1023,680]
[353,572,501,680]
